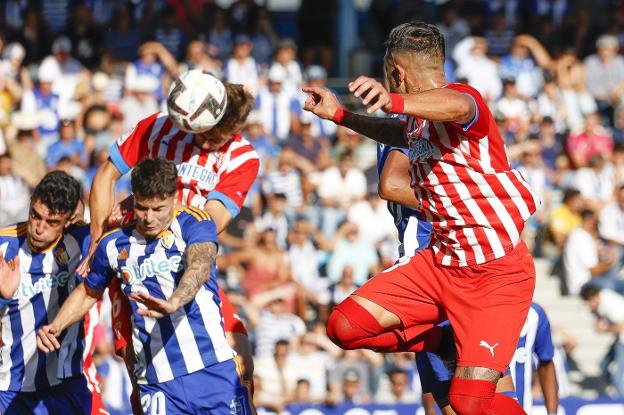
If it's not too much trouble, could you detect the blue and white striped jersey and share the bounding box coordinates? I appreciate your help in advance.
[377,143,432,256]
[86,207,234,385]
[510,302,555,413]
[0,222,90,392]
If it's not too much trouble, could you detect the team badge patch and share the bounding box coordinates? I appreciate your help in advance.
[54,246,69,266]
[160,230,175,249]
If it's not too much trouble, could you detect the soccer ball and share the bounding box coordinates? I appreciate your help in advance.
[166,69,228,133]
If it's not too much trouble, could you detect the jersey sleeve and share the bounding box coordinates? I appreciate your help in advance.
[85,239,114,292]
[207,154,260,218]
[180,209,220,246]
[108,113,160,175]
[533,304,555,363]
[445,83,490,140]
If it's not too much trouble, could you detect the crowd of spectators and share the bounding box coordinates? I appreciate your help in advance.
[3,0,624,412]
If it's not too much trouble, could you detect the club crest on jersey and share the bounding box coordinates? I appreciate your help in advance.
[54,246,69,265]
[159,230,175,249]
[409,138,435,162]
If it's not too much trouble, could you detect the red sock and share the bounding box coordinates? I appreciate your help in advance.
[449,378,526,415]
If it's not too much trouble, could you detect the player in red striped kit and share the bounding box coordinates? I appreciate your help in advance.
[81,79,258,413]
[303,22,537,415]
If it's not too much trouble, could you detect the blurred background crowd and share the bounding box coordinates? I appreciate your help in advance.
[2,0,624,413]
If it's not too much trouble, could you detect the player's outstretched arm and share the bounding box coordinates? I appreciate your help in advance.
[131,241,218,318]
[302,86,407,149]
[348,76,475,125]
[0,255,20,301]
[77,160,122,276]
[37,283,102,352]
[537,360,559,414]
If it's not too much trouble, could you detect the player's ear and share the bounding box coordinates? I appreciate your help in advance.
[392,66,406,89]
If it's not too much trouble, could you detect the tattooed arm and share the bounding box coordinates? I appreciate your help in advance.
[130,242,218,318]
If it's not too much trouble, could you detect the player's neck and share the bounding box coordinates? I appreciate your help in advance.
[406,72,447,94]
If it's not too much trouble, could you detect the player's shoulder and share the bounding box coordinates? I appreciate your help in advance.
[0,222,27,246]
[98,223,135,247]
[65,221,90,241]
[176,207,212,224]
[530,302,549,320]
[229,133,259,156]
[444,82,482,98]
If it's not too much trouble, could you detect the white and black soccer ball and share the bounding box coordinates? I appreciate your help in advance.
[166,69,227,133]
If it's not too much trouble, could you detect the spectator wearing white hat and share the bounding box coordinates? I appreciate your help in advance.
[38,36,88,113]
[269,38,303,99]
[256,65,301,142]
[0,154,30,226]
[1,42,32,96]
[584,34,624,125]
[119,75,160,132]
[300,65,337,139]
[6,111,46,188]
[225,34,260,97]
[21,67,61,152]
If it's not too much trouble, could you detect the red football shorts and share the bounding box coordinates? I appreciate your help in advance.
[354,242,535,373]
[219,286,248,335]
[110,280,248,352]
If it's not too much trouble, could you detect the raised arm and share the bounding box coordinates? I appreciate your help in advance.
[348,76,474,124]
[131,241,218,318]
[76,160,121,275]
[37,283,102,352]
[302,86,407,148]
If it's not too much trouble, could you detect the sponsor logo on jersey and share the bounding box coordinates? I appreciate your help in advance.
[120,255,184,285]
[118,248,129,261]
[11,271,72,301]
[177,163,218,188]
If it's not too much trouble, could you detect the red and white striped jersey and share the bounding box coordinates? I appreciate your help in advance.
[405,83,539,267]
[109,112,259,216]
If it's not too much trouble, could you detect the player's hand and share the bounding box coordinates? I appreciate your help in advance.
[130,291,180,319]
[348,76,392,114]
[302,86,341,121]
[108,195,135,228]
[37,324,61,352]
[76,239,98,277]
[0,254,20,301]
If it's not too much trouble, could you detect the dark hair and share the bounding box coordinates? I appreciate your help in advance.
[384,21,445,62]
[387,367,408,378]
[562,188,581,204]
[216,83,255,133]
[580,283,600,300]
[31,171,82,215]
[131,159,178,198]
[580,209,595,220]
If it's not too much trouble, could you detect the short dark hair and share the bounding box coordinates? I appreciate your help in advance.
[32,171,82,215]
[216,83,255,133]
[562,188,581,204]
[580,209,595,220]
[384,21,445,62]
[580,283,601,300]
[131,159,178,198]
